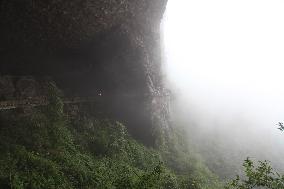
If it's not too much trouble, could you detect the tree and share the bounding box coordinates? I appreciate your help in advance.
[226,123,284,189]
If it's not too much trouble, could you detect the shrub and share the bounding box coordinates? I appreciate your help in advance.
[226,158,284,189]
[0,83,221,188]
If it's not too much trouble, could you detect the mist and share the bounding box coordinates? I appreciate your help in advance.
[162,0,284,178]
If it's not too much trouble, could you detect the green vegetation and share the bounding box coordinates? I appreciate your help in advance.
[226,158,284,189]
[226,123,284,189]
[0,83,221,189]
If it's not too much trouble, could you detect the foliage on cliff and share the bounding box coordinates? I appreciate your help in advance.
[226,158,284,189]
[225,123,284,189]
[0,84,221,189]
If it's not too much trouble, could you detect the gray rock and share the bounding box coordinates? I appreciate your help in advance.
[0,76,15,100]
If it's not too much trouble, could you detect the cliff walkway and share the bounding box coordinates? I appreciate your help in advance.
[0,90,171,111]
[0,96,97,110]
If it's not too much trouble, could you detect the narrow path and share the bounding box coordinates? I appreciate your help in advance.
[0,97,97,110]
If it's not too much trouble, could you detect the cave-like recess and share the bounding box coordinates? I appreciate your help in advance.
[0,0,170,144]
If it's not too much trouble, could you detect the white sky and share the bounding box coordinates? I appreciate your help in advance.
[162,0,284,154]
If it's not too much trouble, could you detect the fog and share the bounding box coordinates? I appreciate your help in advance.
[162,0,284,178]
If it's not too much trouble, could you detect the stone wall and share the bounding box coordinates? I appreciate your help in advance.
[0,0,169,145]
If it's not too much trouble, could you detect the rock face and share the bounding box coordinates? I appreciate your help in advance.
[0,0,169,145]
[0,76,15,100]
[0,76,50,100]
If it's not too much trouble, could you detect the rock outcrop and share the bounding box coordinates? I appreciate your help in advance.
[0,0,169,145]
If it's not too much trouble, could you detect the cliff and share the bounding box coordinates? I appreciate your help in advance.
[0,0,169,145]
